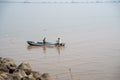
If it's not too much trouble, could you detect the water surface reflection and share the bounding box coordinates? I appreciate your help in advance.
[27,45,65,55]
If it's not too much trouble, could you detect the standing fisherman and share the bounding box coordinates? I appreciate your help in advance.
[43,37,46,45]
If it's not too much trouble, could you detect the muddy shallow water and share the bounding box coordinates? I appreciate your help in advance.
[0,1,120,80]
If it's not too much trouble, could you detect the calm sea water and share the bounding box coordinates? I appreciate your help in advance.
[0,2,120,80]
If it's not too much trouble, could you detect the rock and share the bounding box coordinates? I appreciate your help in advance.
[0,63,9,72]
[0,72,9,80]
[21,77,29,80]
[21,76,35,80]
[14,69,27,79]
[17,62,32,75]
[32,71,41,79]
[0,57,17,73]
[10,75,21,80]
[0,57,53,80]
[17,62,32,70]
[0,76,4,80]
[28,72,35,80]
[7,69,29,80]
[40,73,52,80]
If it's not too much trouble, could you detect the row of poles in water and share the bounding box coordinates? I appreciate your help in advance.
[0,0,120,4]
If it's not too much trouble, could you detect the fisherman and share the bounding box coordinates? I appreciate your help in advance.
[43,37,46,44]
[56,38,60,46]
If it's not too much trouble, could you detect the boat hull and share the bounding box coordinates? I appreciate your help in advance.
[27,41,65,46]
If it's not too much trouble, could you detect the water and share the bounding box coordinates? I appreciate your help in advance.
[0,2,120,80]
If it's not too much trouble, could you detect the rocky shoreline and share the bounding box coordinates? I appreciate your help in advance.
[0,57,52,80]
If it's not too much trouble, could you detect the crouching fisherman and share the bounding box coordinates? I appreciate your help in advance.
[56,38,65,46]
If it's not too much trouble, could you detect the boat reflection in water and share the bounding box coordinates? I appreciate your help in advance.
[27,45,65,55]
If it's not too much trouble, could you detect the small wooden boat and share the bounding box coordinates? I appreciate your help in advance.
[27,41,65,46]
